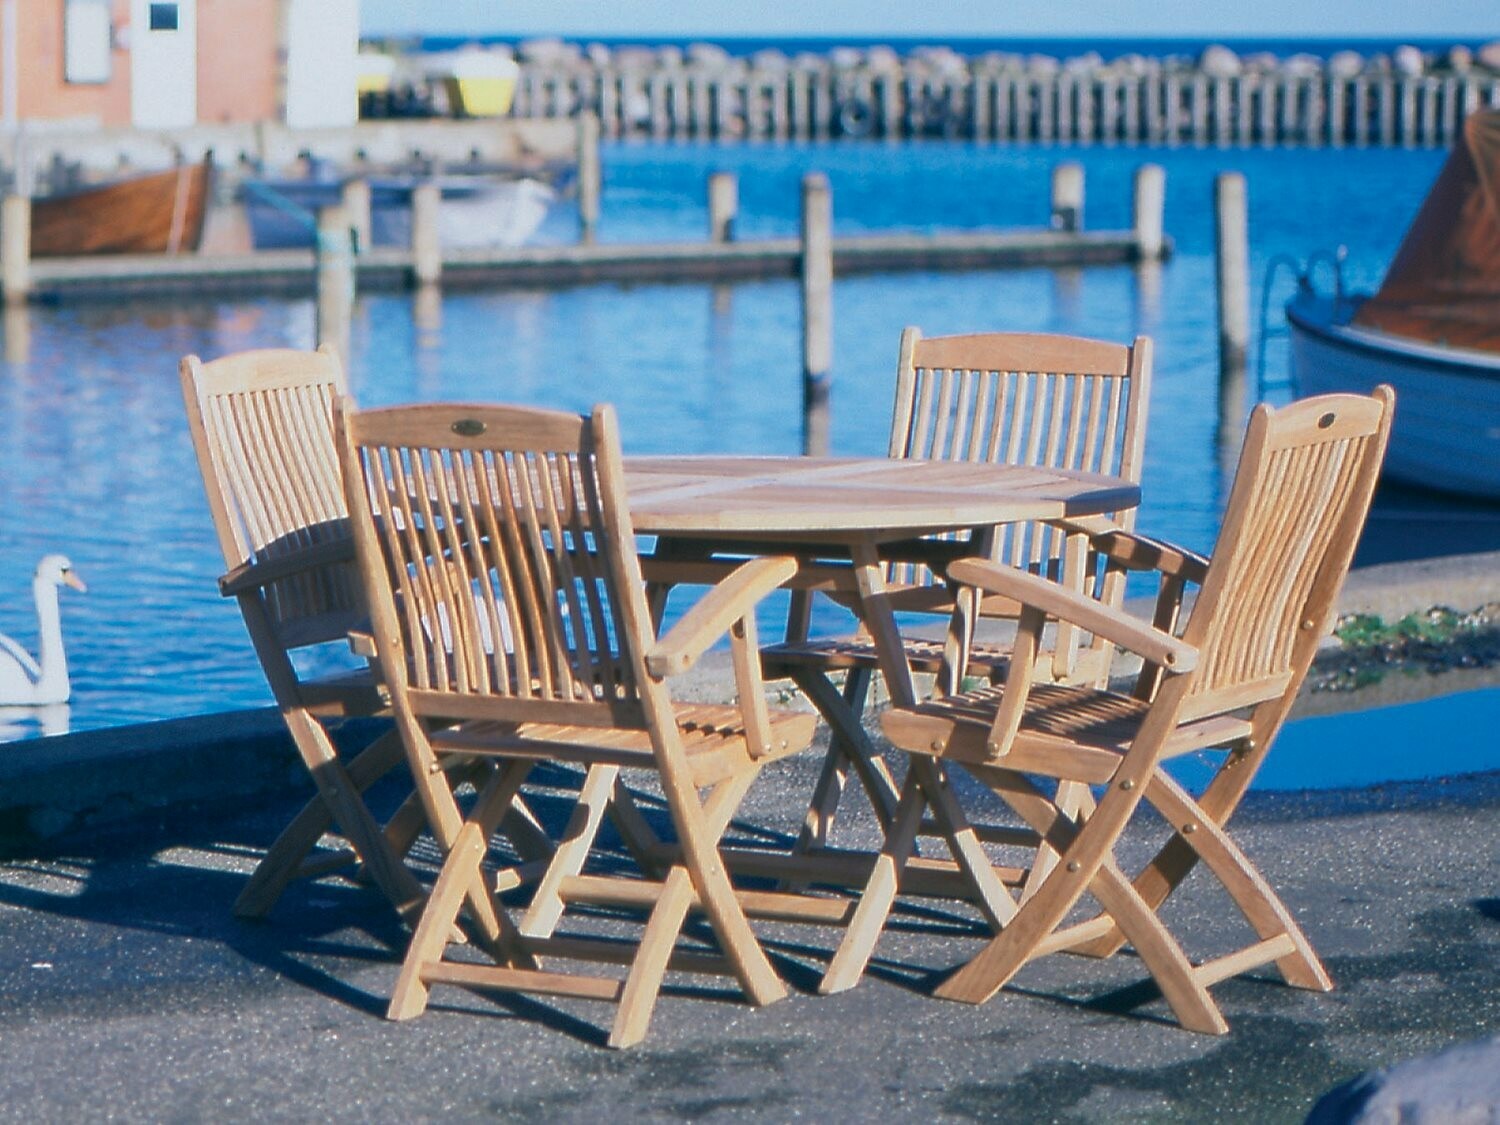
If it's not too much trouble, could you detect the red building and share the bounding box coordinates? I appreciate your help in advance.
[0,0,359,130]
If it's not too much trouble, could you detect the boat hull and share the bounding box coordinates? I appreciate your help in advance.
[1287,292,1500,499]
[30,161,211,257]
[242,176,553,251]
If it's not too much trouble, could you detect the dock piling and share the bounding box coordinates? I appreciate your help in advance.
[1132,164,1166,259]
[708,171,738,243]
[578,111,601,244]
[1,195,30,306]
[1050,163,1085,231]
[341,179,372,254]
[800,173,833,457]
[410,182,442,286]
[1214,172,1250,443]
[315,203,354,363]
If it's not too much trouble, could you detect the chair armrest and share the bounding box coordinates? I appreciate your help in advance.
[645,556,798,679]
[946,558,1198,673]
[1086,529,1210,585]
[219,538,355,597]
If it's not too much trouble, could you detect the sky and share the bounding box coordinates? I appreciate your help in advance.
[359,1,1499,40]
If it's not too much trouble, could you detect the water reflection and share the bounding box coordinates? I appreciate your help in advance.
[3,304,29,365]
[0,703,69,740]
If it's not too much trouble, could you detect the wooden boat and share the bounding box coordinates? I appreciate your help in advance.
[29,158,211,257]
[1286,109,1500,500]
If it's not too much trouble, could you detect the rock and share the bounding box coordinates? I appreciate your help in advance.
[1478,41,1500,71]
[1305,1034,1500,1124]
[654,44,683,69]
[1242,51,1280,73]
[1392,44,1425,77]
[912,45,967,76]
[1112,52,1154,77]
[1328,50,1366,79]
[865,45,902,72]
[685,42,730,68]
[517,37,576,66]
[1063,51,1105,74]
[1026,54,1061,76]
[1448,44,1473,74]
[584,42,612,68]
[828,46,863,69]
[1200,44,1243,78]
[750,48,789,70]
[1283,53,1324,78]
[611,46,658,70]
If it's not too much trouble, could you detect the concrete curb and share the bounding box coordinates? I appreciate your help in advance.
[3,549,1496,857]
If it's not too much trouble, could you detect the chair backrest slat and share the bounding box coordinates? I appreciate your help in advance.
[1179,390,1394,721]
[180,347,364,649]
[340,402,651,729]
[887,329,1152,590]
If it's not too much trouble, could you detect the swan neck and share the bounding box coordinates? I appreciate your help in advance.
[32,575,69,696]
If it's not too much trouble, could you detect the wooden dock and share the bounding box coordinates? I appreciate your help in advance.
[22,226,1164,302]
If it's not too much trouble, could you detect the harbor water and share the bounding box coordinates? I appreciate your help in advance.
[1,138,1497,762]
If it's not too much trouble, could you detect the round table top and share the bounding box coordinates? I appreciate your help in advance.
[623,455,1138,538]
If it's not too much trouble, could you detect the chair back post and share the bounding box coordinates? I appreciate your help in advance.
[1178,388,1395,732]
[179,345,362,652]
[885,329,1153,683]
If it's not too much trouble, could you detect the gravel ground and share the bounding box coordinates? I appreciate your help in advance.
[1,748,1496,1124]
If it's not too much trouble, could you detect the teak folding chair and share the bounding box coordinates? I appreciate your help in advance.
[180,347,550,923]
[761,328,1151,848]
[336,400,818,1048]
[823,388,1394,1034]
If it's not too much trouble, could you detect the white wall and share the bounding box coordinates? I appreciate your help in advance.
[130,0,197,128]
[284,0,359,128]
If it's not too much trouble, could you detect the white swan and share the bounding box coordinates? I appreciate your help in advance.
[0,555,86,706]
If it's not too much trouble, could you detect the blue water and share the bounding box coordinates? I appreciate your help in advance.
[1169,685,1500,791]
[408,34,1487,62]
[0,138,1496,784]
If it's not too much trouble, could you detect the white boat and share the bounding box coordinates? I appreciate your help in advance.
[243,173,554,251]
[1286,109,1500,500]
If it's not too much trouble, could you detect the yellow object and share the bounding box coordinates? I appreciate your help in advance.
[444,75,516,117]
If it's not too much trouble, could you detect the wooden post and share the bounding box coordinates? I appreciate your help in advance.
[577,110,601,244]
[315,203,354,363]
[800,173,833,457]
[1132,163,1166,260]
[410,182,442,286]
[340,178,372,254]
[1051,162,1084,231]
[1,194,30,306]
[1214,173,1249,445]
[708,171,738,242]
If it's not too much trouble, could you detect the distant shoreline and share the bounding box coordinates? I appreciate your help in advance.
[366,34,1494,60]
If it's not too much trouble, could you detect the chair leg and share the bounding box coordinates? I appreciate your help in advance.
[675,771,786,1008]
[790,667,900,834]
[233,723,410,919]
[388,818,490,1021]
[820,773,927,995]
[522,764,620,938]
[1018,780,1094,906]
[612,771,783,1048]
[389,765,537,1021]
[282,712,427,924]
[792,666,875,852]
[1147,775,1332,992]
[609,865,697,1049]
[1088,857,1230,1035]
[938,764,1148,1005]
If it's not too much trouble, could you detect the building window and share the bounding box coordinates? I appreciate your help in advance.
[149,3,180,30]
[64,0,113,84]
